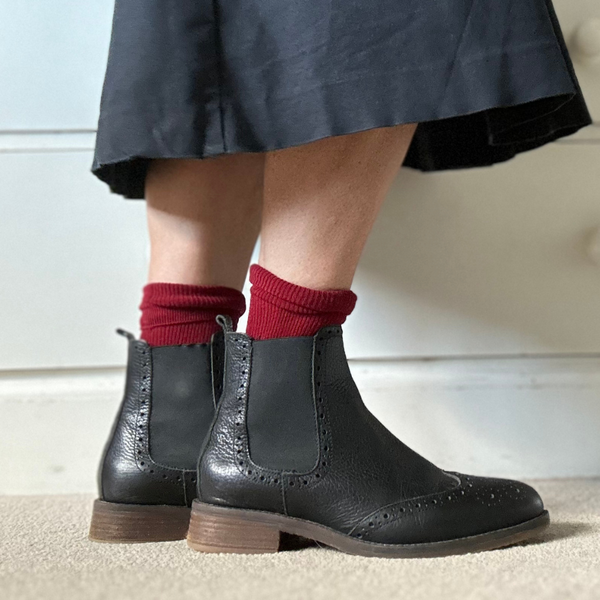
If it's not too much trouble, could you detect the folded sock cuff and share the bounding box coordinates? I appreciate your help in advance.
[248,264,357,316]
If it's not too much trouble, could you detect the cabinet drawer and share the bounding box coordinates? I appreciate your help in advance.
[0,1,112,130]
[347,142,600,359]
[0,150,147,369]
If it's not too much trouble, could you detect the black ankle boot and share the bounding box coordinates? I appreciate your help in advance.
[89,329,224,542]
[187,315,549,557]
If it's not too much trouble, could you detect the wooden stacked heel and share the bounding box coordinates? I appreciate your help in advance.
[187,501,280,554]
[89,500,191,543]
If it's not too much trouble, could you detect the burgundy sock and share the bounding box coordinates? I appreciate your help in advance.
[140,282,246,346]
[246,264,357,340]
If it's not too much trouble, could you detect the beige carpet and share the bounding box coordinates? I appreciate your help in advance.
[1,480,599,600]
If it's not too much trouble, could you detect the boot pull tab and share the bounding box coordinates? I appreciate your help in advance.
[215,314,234,333]
[116,328,136,342]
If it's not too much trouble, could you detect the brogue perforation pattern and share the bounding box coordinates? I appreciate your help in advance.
[229,335,283,488]
[225,330,338,495]
[198,321,545,543]
[132,342,191,487]
[350,474,532,540]
[282,327,338,491]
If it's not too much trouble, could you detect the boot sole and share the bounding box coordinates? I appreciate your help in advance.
[88,499,191,543]
[187,500,550,558]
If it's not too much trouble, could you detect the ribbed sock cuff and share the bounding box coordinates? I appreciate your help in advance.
[139,282,246,346]
[246,264,357,340]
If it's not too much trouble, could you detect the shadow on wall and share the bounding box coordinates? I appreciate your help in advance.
[355,142,600,356]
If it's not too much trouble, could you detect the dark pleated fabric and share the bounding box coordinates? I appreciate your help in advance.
[92,0,593,199]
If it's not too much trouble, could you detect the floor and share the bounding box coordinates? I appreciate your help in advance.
[1,479,599,600]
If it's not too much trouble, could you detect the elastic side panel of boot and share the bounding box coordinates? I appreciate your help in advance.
[246,336,319,473]
[149,344,215,470]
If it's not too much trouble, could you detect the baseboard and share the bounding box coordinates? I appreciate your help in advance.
[352,355,600,480]
[1,355,599,494]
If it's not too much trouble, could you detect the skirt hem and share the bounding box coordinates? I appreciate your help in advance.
[92,89,591,200]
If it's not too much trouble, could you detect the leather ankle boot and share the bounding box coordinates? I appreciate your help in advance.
[187,315,549,557]
[89,329,224,543]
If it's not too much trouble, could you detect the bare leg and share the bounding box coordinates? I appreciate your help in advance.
[145,154,265,290]
[260,123,418,289]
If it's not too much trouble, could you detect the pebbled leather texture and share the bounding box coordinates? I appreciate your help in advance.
[198,323,545,544]
[198,331,286,514]
[98,330,224,507]
[349,473,543,544]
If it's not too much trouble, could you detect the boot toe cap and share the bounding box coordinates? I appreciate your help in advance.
[352,473,545,545]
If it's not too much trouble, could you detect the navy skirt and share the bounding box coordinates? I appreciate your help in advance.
[92,0,593,199]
